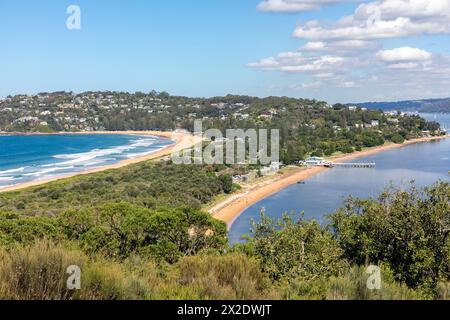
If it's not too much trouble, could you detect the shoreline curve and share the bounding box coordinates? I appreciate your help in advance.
[0,130,198,193]
[209,135,450,228]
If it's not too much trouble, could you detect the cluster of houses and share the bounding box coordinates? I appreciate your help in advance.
[0,92,252,132]
[232,161,281,183]
[0,92,413,136]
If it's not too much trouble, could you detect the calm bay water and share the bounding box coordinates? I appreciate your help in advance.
[0,134,173,189]
[229,113,450,244]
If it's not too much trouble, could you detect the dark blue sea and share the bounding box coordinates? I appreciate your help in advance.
[0,134,173,189]
[229,113,450,244]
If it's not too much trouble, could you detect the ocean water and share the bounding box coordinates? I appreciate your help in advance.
[229,113,450,244]
[0,134,173,189]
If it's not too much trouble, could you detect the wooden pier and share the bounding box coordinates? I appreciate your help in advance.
[325,162,376,168]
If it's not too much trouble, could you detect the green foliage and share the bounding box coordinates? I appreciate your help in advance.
[0,240,85,300]
[176,254,274,300]
[280,265,421,300]
[218,174,233,194]
[0,240,278,300]
[0,143,448,300]
[4,205,228,265]
[330,182,450,294]
[0,240,159,300]
[0,162,230,263]
[325,265,422,300]
[0,203,227,264]
[391,134,406,144]
[0,162,228,216]
[246,212,346,283]
[58,202,227,262]
[0,212,62,246]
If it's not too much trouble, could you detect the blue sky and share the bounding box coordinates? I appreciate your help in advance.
[1,0,450,103]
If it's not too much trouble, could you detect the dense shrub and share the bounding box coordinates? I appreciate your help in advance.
[0,162,228,216]
[244,212,347,283]
[330,182,450,294]
[176,254,274,300]
[58,202,227,262]
[0,240,278,300]
[0,212,62,246]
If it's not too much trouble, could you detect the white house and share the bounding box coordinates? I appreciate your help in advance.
[305,157,324,166]
[260,162,280,176]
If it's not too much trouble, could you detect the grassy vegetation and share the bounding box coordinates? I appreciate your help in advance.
[0,162,231,215]
[1,239,445,300]
[0,158,449,300]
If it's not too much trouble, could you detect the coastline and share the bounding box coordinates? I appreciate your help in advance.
[0,130,199,193]
[209,135,450,227]
[2,132,448,223]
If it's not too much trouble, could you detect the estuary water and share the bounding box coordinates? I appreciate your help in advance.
[229,113,450,244]
[0,134,173,190]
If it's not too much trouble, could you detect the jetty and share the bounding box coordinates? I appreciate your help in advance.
[326,162,376,168]
[303,157,376,169]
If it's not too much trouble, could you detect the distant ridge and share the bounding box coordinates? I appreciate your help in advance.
[349,98,450,113]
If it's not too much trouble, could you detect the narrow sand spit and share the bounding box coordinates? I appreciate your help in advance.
[1,132,448,225]
[0,130,199,193]
[209,135,450,227]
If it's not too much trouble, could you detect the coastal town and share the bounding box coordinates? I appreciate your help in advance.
[1,92,444,184]
[0,91,255,132]
[0,91,443,137]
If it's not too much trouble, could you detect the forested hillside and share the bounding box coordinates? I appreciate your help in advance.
[1,91,444,165]
[352,98,450,113]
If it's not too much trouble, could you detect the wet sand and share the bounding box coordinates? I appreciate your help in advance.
[209,135,450,227]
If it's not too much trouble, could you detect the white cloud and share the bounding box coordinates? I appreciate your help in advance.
[251,0,450,100]
[388,62,420,69]
[257,0,342,13]
[293,0,450,40]
[313,72,336,79]
[354,0,450,21]
[248,51,345,73]
[376,46,432,62]
[294,17,448,40]
[302,40,379,53]
[301,81,323,88]
[302,42,327,50]
[337,81,356,88]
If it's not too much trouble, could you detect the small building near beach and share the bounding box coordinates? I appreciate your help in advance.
[305,157,324,166]
[260,162,280,176]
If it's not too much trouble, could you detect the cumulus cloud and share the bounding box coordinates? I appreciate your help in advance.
[376,46,432,62]
[248,51,346,74]
[257,0,342,13]
[251,0,450,100]
[354,0,450,21]
[302,42,327,50]
[293,0,450,41]
[294,17,450,40]
[302,40,379,53]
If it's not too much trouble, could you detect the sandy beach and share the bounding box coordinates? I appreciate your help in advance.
[0,130,199,193]
[1,132,448,223]
[209,135,450,227]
